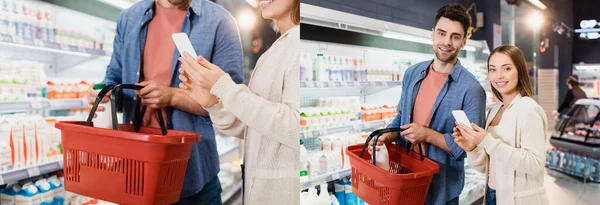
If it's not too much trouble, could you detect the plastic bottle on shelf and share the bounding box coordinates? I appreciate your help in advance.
[334,180,346,205]
[305,53,314,81]
[314,54,325,81]
[316,183,331,205]
[344,178,357,205]
[300,139,309,182]
[318,153,328,176]
[551,148,559,168]
[44,8,54,42]
[575,153,583,177]
[6,0,15,36]
[35,179,53,205]
[15,183,41,205]
[583,155,592,179]
[315,137,324,151]
[306,187,318,205]
[594,157,600,182]
[0,0,7,35]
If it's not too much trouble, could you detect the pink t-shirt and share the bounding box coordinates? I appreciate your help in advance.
[141,1,187,127]
[411,64,449,152]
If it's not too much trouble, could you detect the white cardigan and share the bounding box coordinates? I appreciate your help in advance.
[467,94,549,205]
[205,25,300,205]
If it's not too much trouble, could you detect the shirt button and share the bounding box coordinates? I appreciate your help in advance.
[136,72,139,76]
[130,121,133,124]
[133,97,137,100]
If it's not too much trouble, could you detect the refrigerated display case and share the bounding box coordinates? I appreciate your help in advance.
[298,3,490,204]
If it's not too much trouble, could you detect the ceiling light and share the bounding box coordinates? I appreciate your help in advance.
[527,0,547,10]
[527,11,544,30]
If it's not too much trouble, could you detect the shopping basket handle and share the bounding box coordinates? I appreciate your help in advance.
[85,84,168,135]
[359,128,426,162]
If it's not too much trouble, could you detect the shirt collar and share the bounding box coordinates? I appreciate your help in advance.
[419,59,464,81]
[141,0,203,18]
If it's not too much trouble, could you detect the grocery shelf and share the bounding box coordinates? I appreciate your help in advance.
[0,99,88,113]
[300,119,389,139]
[0,160,64,185]
[300,81,401,88]
[301,168,351,190]
[221,179,242,203]
[0,34,108,57]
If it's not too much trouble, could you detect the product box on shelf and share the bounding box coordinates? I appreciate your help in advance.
[0,121,12,172]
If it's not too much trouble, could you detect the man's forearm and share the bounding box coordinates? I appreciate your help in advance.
[426,128,451,152]
[170,88,209,116]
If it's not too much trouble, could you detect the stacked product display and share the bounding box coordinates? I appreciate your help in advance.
[0,114,62,172]
[300,52,406,82]
[0,0,115,53]
[0,172,117,205]
[546,148,600,182]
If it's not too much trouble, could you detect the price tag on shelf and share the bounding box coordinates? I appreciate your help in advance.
[322,82,330,87]
[375,82,384,86]
[10,35,17,43]
[30,101,43,110]
[352,123,362,132]
[334,82,342,87]
[58,161,64,169]
[347,82,355,87]
[0,175,4,185]
[319,129,328,136]
[78,47,87,53]
[27,167,41,177]
[331,172,340,180]
[300,82,306,88]
[304,131,313,139]
[60,44,70,51]
[384,118,393,125]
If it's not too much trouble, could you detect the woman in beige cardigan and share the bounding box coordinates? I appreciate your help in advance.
[453,45,549,205]
[176,0,300,204]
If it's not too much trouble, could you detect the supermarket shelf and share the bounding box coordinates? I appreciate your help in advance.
[300,81,401,88]
[300,119,389,139]
[0,160,64,185]
[0,99,88,113]
[301,168,351,190]
[221,180,243,203]
[0,34,108,57]
[459,180,485,205]
[219,145,240,158]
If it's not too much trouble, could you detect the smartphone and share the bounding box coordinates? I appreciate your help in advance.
[171,33,198,60]
[452,110,473,129]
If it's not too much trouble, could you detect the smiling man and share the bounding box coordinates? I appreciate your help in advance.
[371,3,486,205]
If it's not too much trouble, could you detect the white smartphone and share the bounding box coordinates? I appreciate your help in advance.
[171,33,198,60]
[452,110,473,129]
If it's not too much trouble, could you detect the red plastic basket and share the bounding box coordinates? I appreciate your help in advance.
[54,84,201,205]
[56,121,199,205]
[346,128,440,205]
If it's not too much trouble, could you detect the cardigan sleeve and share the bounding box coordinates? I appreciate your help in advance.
[479,105,547,177]
[208,50,300,150]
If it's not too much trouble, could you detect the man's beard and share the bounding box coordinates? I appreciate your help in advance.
[434,48,459,63]
[168,0,189,7]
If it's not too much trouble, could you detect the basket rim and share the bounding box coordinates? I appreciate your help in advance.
[55,121,200,144]
[346,144,440,179]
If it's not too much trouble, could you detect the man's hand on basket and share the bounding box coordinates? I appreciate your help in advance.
[367,132,396,155]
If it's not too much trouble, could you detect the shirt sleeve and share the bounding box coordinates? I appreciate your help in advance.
[445,83,487,160]
[103,12,126,86]
[210,12,244,84]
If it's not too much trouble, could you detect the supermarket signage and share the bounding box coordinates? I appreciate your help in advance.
[575,19,600,33]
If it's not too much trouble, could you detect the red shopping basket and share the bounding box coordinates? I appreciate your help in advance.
[55,84,200,205]
[347,128,440,205]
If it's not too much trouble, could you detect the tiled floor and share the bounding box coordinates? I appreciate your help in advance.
[545,170,600,205]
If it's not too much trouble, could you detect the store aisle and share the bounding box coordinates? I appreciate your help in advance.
[545,169,600,205]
